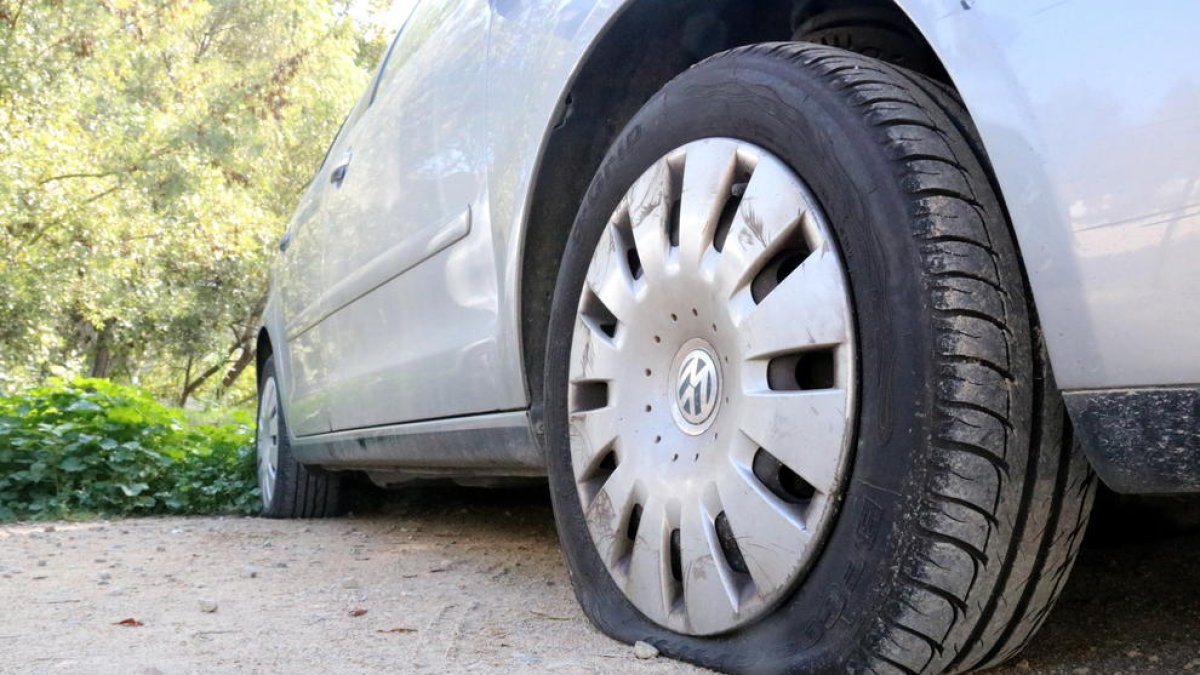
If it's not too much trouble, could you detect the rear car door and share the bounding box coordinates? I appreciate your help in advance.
[274,108,365,436]
[303,0,503,430]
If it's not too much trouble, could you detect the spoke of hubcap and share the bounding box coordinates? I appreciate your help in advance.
[718,462,813,592]
[569,316,624,383]
[678,140,740,269]
[737,242,850,356]
[713,153,813,296]
[623,497,675,620]
[625,160,675,282]
[583,462,640,568]
[568,406,619,481]
[585,225,640,323]
[679,493,742,631]
[738,389,850,494]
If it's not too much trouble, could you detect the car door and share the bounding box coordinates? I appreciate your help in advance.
[303,0,505,430]
[274,108,366,437]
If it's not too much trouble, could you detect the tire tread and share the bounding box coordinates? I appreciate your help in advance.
[696,43,1096,674]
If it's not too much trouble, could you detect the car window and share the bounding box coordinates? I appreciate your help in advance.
[369,1,423,105]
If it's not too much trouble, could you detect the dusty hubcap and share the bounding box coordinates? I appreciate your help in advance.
[567,138,857,635]
[257,376,280,508]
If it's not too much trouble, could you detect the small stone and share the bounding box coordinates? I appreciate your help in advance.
[108,587,126,597]
[1073,668,1090,675]
[341,577,361,589]
[633,641,659,660]
[1016,660,1032,671]
[1149,656,1161,664]
[43,525,56,533]
[198,599,218,613]
[36,560,47,567]
[273,562,288,569]
[98,572,111,581]
[242,565,259,579]
[1127,650,1142,658]
[155,546,166,553]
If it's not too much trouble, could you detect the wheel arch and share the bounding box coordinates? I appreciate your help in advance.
[514,0,1016,417]
[256,326,273,386]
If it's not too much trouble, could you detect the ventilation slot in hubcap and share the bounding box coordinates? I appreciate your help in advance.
[714,511,750,575]
[712,168,751,252]
[767,350,836,391]
[753,448,816,506]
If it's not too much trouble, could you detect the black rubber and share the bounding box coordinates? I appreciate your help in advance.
[792,5,944,81]
[542,43,1096,674]
[257,357,345,519]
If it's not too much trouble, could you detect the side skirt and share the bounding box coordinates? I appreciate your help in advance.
[290,410,545,477]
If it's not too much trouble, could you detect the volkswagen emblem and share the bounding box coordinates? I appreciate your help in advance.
[674,346,721,431]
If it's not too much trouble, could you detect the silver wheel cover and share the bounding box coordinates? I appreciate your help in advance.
[567,139,857,635]
[257,376,280,508]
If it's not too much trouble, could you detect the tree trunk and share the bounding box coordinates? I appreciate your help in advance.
[88,319,116,378]
[217,344,255,397]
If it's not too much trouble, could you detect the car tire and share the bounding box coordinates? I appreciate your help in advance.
[543,43,1096,673]
[256,356,345,519]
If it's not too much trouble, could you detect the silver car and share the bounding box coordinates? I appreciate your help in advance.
[254,1,1200,672]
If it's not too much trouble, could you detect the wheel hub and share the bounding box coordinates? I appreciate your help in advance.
[567,138,857,635]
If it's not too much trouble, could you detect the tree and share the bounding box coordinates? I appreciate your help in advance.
[0,0,389,405]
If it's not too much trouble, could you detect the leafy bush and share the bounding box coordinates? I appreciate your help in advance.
[0,379,259,521]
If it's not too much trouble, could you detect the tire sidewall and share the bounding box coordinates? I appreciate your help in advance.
[544,48,935,672]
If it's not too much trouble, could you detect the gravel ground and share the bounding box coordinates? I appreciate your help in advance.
[1,486,1197,674]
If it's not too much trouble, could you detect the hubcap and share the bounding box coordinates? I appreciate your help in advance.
[257,376,280,508]
[567,138,857,635]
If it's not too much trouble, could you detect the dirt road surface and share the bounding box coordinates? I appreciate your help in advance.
[1,486,1197,674]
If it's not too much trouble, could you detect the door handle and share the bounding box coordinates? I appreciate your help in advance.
[330,151,352,187]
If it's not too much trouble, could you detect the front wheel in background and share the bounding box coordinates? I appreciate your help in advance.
[256,356,346,518]
[542,43,1096,674]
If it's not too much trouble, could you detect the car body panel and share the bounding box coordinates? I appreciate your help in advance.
[263,0,1200,483]
[897,0,1200,390]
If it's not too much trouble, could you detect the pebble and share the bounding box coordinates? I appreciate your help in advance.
[242,565,259,579]
[43,525,56,533]
[198,599,218,613]
[108,587,126,597]
[341,577,361,589]
[36,560,47,567]
[98,572,111,581]
[633,641,659,660]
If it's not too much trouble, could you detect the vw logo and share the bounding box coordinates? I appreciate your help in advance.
[676,348,720,426]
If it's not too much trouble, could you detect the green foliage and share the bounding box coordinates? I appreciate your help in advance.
[0,378,260,521]
[0,0,391,405]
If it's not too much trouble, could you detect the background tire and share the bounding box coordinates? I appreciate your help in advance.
[256,356,346,519]
[543,43,1096,673]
